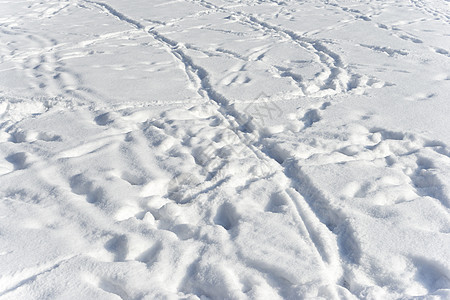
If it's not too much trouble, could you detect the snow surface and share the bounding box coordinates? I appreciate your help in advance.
[0,0,450,299]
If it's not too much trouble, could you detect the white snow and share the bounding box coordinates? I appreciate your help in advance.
[0,0,450,299]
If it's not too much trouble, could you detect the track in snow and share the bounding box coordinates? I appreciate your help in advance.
[1,0,450,298]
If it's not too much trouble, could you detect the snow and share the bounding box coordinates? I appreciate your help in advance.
[0,0,449,299]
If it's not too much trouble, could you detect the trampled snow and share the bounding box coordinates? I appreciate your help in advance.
[0,0,449,299]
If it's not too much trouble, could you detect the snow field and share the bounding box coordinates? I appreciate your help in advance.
[1,0,450,299]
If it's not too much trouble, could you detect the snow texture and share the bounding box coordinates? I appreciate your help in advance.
[0,0,449,299]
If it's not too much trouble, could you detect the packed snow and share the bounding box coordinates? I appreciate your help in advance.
[0,0,449,299]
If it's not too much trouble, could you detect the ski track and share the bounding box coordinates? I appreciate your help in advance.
[189,0,382,96]
[83,0,356,295]
[0,256,75,297]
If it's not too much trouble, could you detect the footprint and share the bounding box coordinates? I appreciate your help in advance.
[37,132,62,142]
[9,129,61,143]
[98,277,131,299]
[136,241,162,268]
[5,152,30,170]
[301,108,321,128]
[370,128,405,141]
[166,172,201,203]
[410,256,450,292]
[220,72,252,86]
[265,192,289,213]
[360,44,408,57]
[410,157,449,207]
[214,202,239,231]
[406,92,436,101]
[105,234,129,262]
[432,47,450,57]
[95,111,118,126]
[399,34,423,44]
[69,174,105,204]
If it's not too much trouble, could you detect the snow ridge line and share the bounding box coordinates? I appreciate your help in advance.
[82,0,350,294]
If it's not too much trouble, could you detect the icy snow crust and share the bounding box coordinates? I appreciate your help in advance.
[0,0,450,299]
